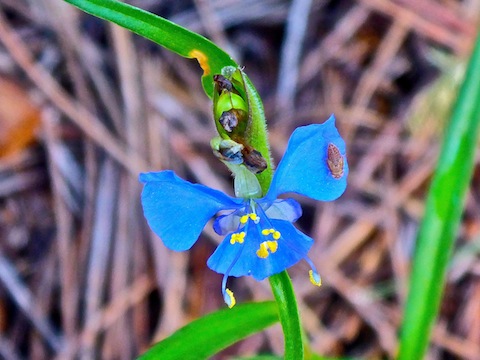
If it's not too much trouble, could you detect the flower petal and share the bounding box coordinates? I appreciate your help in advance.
[263,198,302,222]
[207,219,313,280]
[213,209,243,236]
[267,115,348,201]
[207,219,255,276]
[140,170,242,251]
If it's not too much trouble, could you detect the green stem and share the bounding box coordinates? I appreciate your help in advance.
[269,272,304,359]
[238,59,304,359]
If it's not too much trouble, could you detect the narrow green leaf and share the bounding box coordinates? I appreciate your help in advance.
[138,301,278,360]
[63,0,236,96]
[306,357,360,360]
[234,355,360,360]
[233,356,283,360]
[311,357,361,360]
[398,31,480,358]
[269,272,304,360]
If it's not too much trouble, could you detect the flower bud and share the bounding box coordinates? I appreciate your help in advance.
[215,92,248,121]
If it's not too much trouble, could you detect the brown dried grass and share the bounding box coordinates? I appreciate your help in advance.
[0,0,479,359]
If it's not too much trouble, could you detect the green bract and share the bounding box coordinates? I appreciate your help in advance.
[211,67,270,176]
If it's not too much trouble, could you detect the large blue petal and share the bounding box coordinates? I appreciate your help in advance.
[140,170,242,251]
[207,219,313,280]
[266,115,348,201]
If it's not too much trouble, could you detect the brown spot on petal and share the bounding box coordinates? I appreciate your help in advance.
[327,143,344,179]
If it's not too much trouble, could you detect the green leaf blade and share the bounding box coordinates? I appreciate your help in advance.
[398,31,480,359]
[64,0,237,96]
[138,301,279,360]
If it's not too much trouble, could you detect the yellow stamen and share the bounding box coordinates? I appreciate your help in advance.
[225,288,236,308]
[230,232,245,244]
[309,270,322,287]
[256,243,269,258]
[261,228,281,240]
[266,241,278,253]
[256,241,278,258]
[188,49,210,75]
[240,213,259,224]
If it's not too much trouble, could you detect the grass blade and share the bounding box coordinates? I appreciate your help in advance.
[398,31,480,359]
[138,301,278,360]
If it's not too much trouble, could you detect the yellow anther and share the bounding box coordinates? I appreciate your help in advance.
[225,288,236,308]
[261,228,281,240]
[256,241,278,258]
[309,270,322,287]
[256,243,269,258]
[230,232,245,244]
[240,213,259,224]
[266,241,278,253]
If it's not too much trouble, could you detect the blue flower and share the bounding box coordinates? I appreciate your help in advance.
[140,115,348,307]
